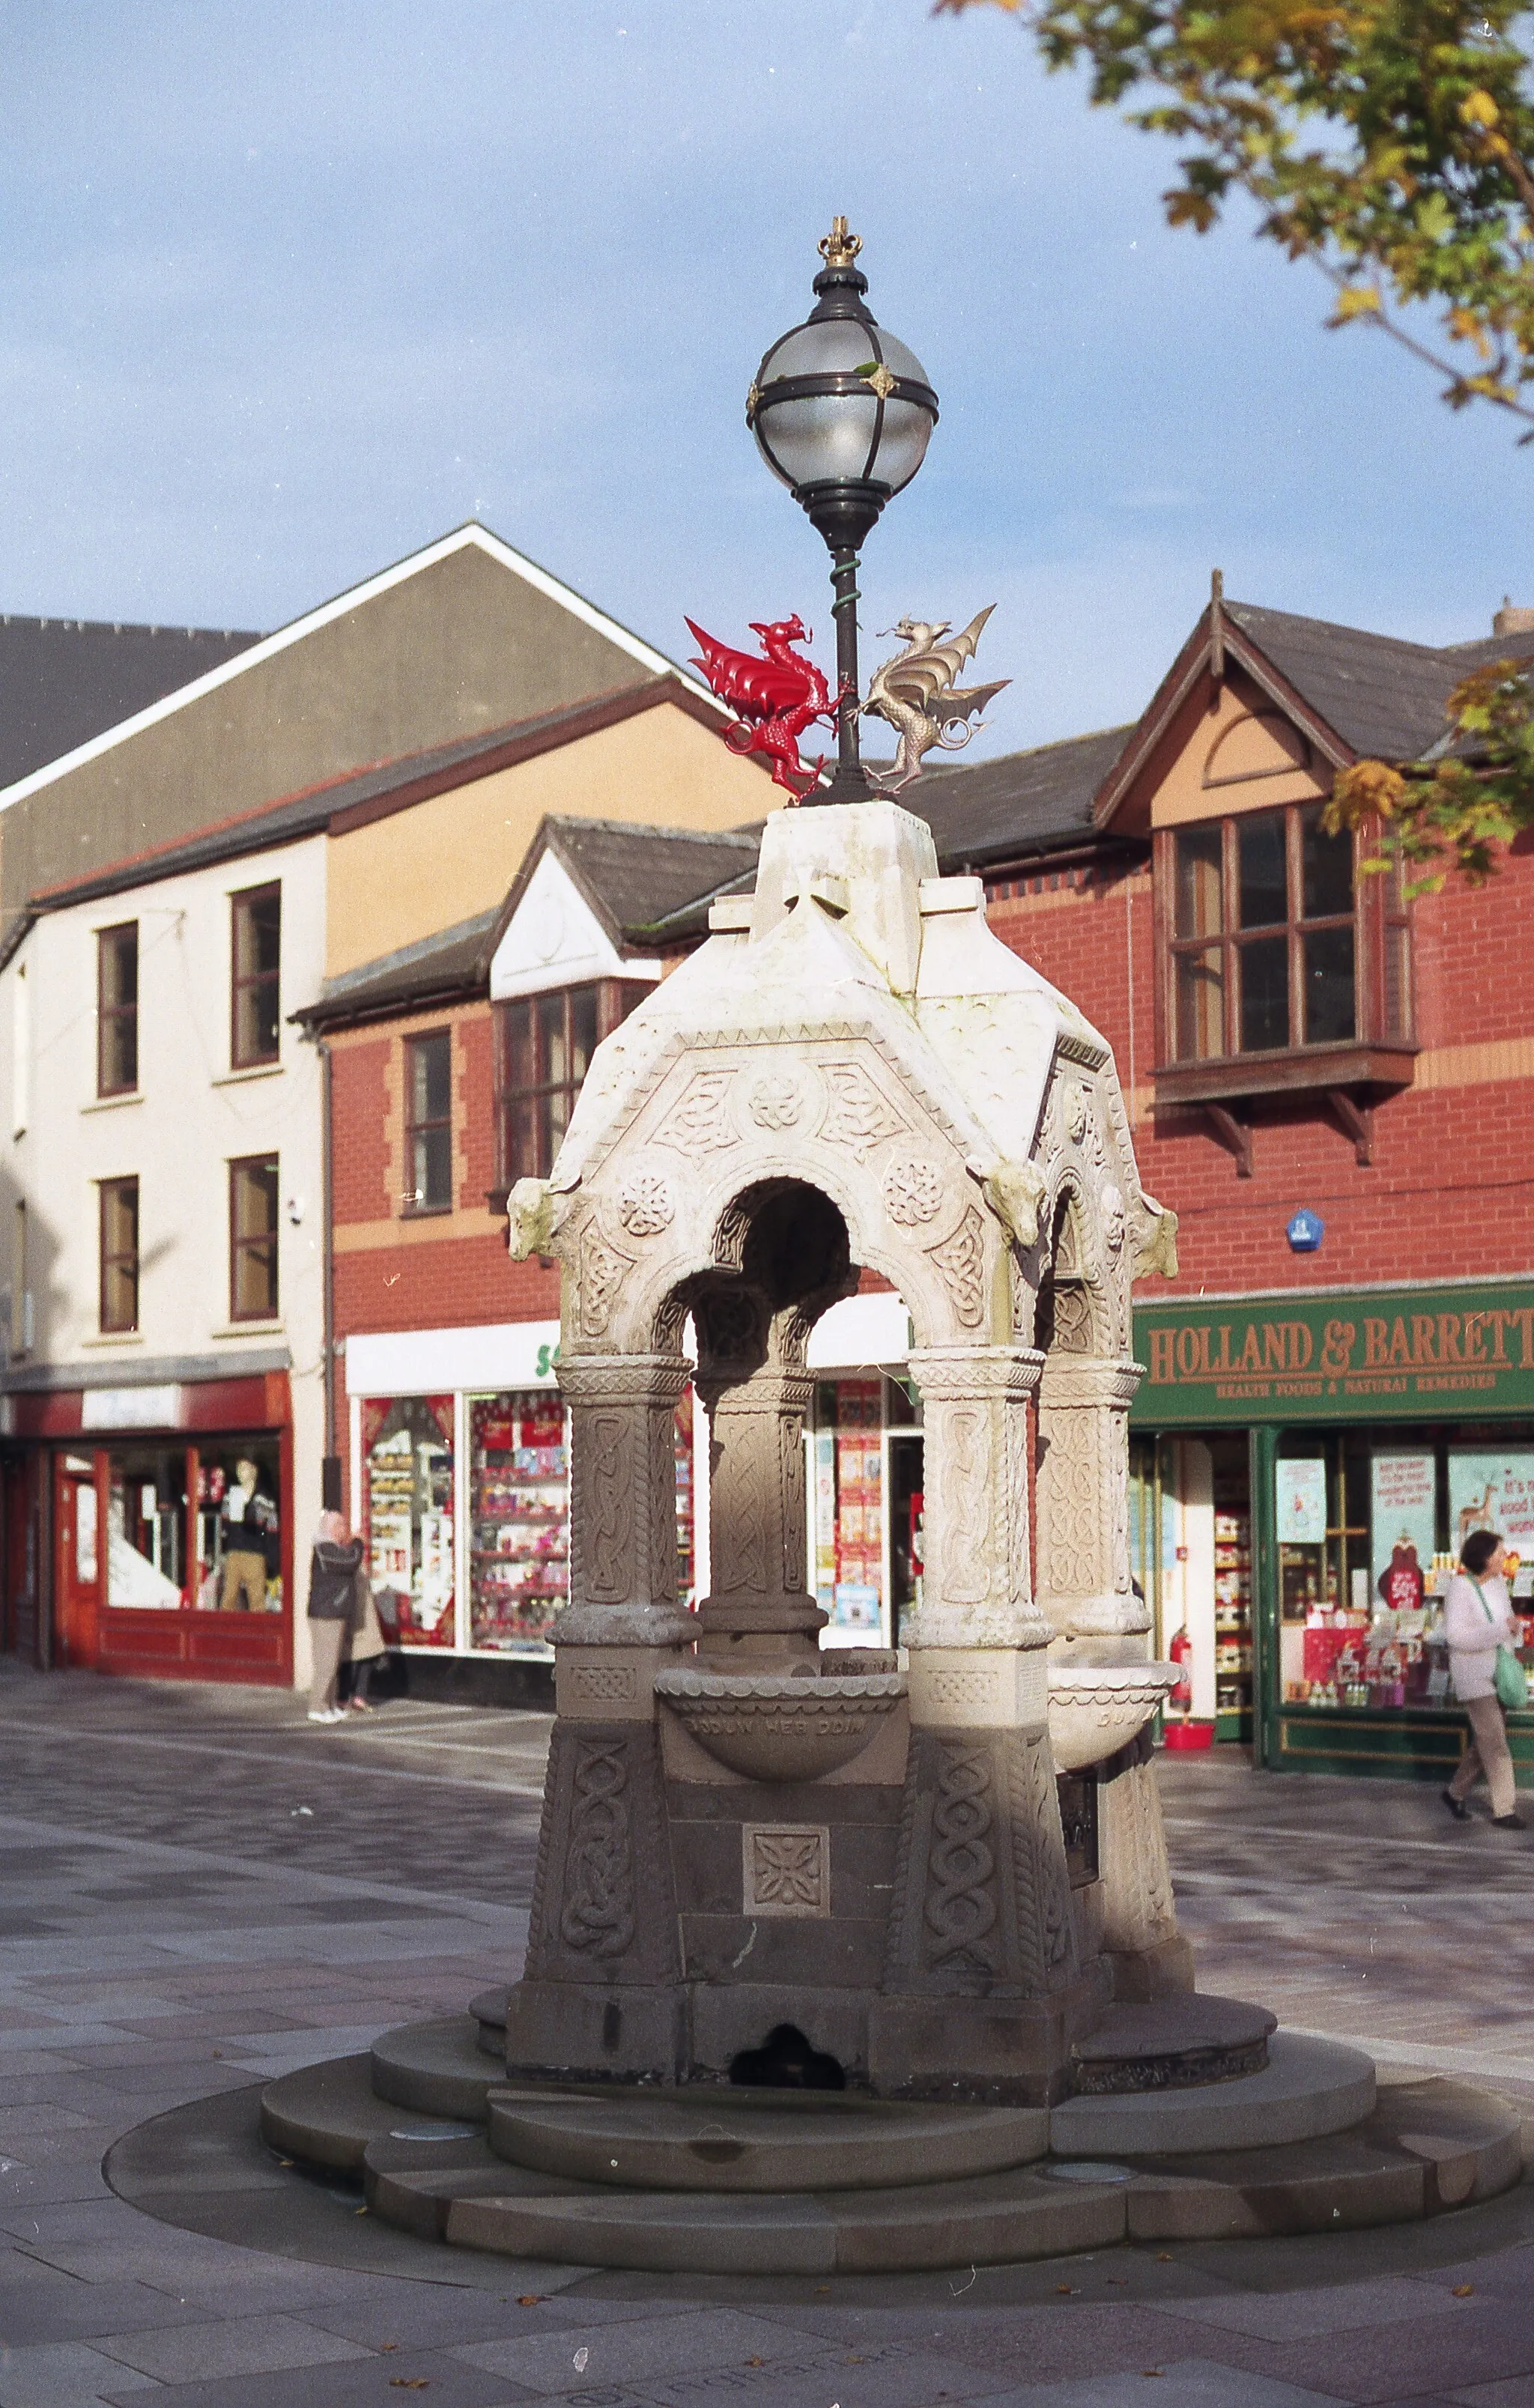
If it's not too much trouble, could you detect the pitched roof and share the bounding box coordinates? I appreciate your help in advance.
[540,815,762,941]
[294,909,500,1030]
[1223,601,1534,762]
[0,523,706,814]
[907,726,1139,870]
[0,614,258,789]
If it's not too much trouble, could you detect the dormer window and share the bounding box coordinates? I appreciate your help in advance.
[1154,800,1415,1159]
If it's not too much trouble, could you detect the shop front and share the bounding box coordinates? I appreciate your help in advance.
[1132,1280,1534,1783]
[345,1321,695,1664]
[7,1370,293,1684]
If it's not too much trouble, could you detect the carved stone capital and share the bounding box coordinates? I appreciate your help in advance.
[558,1352,693,1409]
[555,1603,697,1649]
[1036,1356,1140,1410]
[908,1344,1043,1404]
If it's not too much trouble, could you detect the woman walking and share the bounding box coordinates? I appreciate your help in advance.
[1443,1529,1527,1829]
[344,1559,388,1714]
[307,1509,365,1725]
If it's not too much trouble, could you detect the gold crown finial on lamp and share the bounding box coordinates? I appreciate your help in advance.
[818,216,861,269]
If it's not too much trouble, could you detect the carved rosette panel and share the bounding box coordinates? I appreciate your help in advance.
[819,1060,909,1162]
[882,1155,946,1228]
[742,1823,831,1917]
[747,1070,814,1133]
[927,1206,986,1332]
[616,1165,676,1237]
[652,1068,739,1157]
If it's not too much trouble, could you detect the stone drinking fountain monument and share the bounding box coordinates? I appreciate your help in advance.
[261,228,1523,2274]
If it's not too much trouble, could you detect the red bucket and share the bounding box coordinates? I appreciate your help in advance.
[1162,1717,1215,1752]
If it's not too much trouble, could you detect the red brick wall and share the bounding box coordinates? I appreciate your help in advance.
[987,853,1534,1301]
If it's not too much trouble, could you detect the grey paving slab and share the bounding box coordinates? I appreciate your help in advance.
[449,2305,831,2392]
[94,2310,371,2382]
[1219,2302,1534,2404]
[0,2275,211,2349]
[306,2290,681,2352]
[0,2338,161,2406]
[1455,2380,1534,2407]
[980,2369,1349,2408]
[97,2345,527,2408]
[1150,2277,1485,2341]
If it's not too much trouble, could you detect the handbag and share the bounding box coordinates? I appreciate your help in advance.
[1472,1577,1529,1711]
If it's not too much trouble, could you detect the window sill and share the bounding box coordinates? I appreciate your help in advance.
[1154,1041,1417,1110]
[212,1061,283,1088]
[400,1204,452,1222]
[82,1329,144,1347]
[82,1091,144,1114]
[210,1320,285,1338]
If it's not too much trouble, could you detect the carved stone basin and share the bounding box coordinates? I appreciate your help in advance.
[1047,1662,1180,1773]
[654,1668,906,1783]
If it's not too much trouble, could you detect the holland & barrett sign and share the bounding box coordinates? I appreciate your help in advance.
[1131,1283,1534,1425]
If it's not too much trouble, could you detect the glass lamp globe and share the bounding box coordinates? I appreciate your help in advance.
[746,220,938,550]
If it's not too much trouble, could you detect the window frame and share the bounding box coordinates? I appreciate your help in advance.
[229,882,282,1072]
[96,921,139,1100]
[402,1028,453,1218]
[1153,801,1415,1105]
[98,1175,140,1335]
[494,980,651,1196]
[228,1153,280,1324]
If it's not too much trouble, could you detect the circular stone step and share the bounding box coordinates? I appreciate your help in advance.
[370,2016,501,2121]
[1051,2032,1374,2157]
[488,2087,1049,2193]
[1071,1994,1277,2093]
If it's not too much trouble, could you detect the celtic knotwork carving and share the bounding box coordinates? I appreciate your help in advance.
[617,1169,676,1237]
[882,1155,945,1226]
[1064,1081,1088,1144]
[579,1225,635,1339]
[1006,1401,1031,1610]
[583,1410,631,1604]
[1051,1282,1095,1355]
[695,1285,764,1365]
[1042,1405,1101,1596]
[713,1198,752,1270]
[1100,1183,1127,1254]
[821,1061,907,1162]
[779,1410,807,1592]
[925,1743,998,1980]
[940,1405,989,1606]
[654,1068,739,1156]
[1018,1731,1077,1983]
[560,1738,635,1960]
[928,1206,986,1329]
[748,1073,804,1130]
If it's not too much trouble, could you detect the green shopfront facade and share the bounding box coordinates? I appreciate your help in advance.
[1130,1279,1534,1783]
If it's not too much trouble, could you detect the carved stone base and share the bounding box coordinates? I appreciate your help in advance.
[867,1967,1111,2106]
[504,1979,689,2086]
[1106,1933,1197,2003]
[520,1721,681,1996]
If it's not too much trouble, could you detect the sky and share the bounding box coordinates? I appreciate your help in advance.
[0,0,1527,753]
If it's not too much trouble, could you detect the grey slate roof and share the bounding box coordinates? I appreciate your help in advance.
[0,614,258,789]
[297,909,500,1028]
[909,725,1138,869]
[1225,601,1534,763]
[548,817,761,940]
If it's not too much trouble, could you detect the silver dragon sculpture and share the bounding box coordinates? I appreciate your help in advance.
[862,606,1010,792]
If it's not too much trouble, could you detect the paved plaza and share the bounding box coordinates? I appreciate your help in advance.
[1,1662,1533,2407]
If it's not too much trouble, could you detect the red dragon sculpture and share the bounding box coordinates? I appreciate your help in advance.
[685,614,838,801]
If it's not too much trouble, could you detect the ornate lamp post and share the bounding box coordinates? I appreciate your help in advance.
[746,219,939,802]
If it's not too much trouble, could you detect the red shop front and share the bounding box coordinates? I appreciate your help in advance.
[14,1371,294,1686]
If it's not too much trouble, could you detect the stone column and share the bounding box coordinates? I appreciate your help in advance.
[873,1347,1106,2105]
[694,1365,825,1669]
[506,1350,691,2084]
[1097,1732,1195,1998]
[1035,1357,1149,1653]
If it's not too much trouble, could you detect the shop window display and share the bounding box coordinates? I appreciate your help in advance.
[107,1449,187,1608]
[364,1396,455,1648]
[1280,1427,1534,1711]
[810,1376,921,1646]
[195,1444,282,1610]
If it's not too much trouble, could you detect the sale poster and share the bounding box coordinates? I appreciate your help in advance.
[1276,1458,1327,1547]
[1370,1450,1436,1590]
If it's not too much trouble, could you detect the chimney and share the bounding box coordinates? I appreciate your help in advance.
[1493,595,1534,635]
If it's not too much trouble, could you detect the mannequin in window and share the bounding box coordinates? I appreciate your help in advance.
[221,1456,278,1612]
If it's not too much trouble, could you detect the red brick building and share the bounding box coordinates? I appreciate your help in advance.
[313,583,1534,1778]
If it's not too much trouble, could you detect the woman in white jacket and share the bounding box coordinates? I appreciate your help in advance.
[1443,1529,1526,1829]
